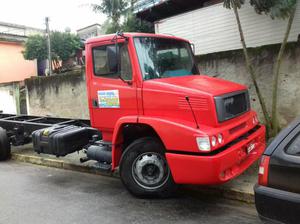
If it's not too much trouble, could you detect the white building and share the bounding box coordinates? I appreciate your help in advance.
[135,0,300,55]
[77,24,102,40]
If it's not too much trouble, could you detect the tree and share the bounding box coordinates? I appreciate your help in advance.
[92,0,128,33]
[92,0,154,34]
[224,0,297,137]
[23,35,48,61]
[246,1,297,135]
[23,32,81,73]
[50,31,81,67]
[122,13,154,32]
[122,0,154,33]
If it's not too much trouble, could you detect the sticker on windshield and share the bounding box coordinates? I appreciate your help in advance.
[98,90,120,108]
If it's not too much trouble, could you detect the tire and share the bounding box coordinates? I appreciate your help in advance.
[0,127,11,161]
[120,137,177,198]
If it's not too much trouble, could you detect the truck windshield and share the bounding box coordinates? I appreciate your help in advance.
[134,37,199,80]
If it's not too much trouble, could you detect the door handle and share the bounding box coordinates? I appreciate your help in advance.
[92,99,98,108]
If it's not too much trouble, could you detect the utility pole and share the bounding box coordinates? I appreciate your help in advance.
[45,17,52,76]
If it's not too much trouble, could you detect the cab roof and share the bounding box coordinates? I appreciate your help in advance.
[85,32,190,45]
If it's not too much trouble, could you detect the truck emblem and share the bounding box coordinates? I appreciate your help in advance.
[224,97,234,107]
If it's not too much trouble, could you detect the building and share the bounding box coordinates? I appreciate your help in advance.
[0,22,45,83]
[135,0,300,55]
[0,21,43,37]
[77,24,102,40]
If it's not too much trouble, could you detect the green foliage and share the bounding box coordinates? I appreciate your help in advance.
[22,35,47,61]
[122,13,154,33]
[92,0,128,32]
[92,0,154,34]
[223,0,245,9]
[250,0,297,19]
[105,23,121,34]
[50,31,81,62]
[223,0,297,19]
[23,32,81,63]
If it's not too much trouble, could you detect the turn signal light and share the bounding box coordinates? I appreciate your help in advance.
[211,136,217,147]
[253,115,259,125]
[217,133,223,144]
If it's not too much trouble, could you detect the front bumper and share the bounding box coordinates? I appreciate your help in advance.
[254,184,300,224]
[166,125,266,185]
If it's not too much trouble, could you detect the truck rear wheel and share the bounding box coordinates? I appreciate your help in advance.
[120,137,177,198]
[0,127,11,161]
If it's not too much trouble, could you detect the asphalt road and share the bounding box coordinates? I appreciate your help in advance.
[0,161,261,224]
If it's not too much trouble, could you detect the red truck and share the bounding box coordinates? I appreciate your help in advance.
[0,32,266,197]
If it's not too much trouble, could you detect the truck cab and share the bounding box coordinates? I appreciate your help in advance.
[0,32,266,197]
[84,32,266,197]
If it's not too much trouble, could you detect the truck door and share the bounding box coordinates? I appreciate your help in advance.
[88,42,137,141]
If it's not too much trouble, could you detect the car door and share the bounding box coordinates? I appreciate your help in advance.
[268,123,300,193]
[89,42,138,141]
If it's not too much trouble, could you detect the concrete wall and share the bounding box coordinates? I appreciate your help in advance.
[25,70,89,119]
[198,43,300,127]
[155,1,300,55]
[0,41,37,83]
[0,82,19,114]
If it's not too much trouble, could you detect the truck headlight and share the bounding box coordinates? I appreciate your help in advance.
[196,137,211,152]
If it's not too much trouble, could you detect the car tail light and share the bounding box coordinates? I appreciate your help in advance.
[258,155,270,186]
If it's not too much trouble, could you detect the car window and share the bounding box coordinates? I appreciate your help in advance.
[134,37,198,80]
[120,45,132,80]
[93,45,118,78]
[285,132,300,155]
[92,44,132,80]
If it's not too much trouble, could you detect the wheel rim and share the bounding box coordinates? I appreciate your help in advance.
[132,152,170,190]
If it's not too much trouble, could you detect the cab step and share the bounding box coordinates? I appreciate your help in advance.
[92,162,112,172]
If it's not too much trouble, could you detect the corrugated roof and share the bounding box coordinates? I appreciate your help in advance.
[0,21,44,32]
[0,32,27,42]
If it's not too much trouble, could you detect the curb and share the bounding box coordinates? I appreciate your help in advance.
[186,186,254,204]
[11,153,115,177]
[11,152,254,204]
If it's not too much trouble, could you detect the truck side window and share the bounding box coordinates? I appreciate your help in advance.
[92,44,132,80]
[93,45,116,77]
[120,44,132,80]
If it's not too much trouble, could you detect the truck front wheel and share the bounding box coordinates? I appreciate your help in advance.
[120,137,177,198]
[0,127,11,161]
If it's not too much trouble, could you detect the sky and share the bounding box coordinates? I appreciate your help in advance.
[0,0,107,32]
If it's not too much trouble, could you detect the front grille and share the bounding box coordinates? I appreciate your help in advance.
[215,90,250,122]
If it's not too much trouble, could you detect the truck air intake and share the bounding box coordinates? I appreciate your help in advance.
[214,90,250,122]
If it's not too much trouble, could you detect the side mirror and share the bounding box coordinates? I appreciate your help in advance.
[190,43,195,54]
